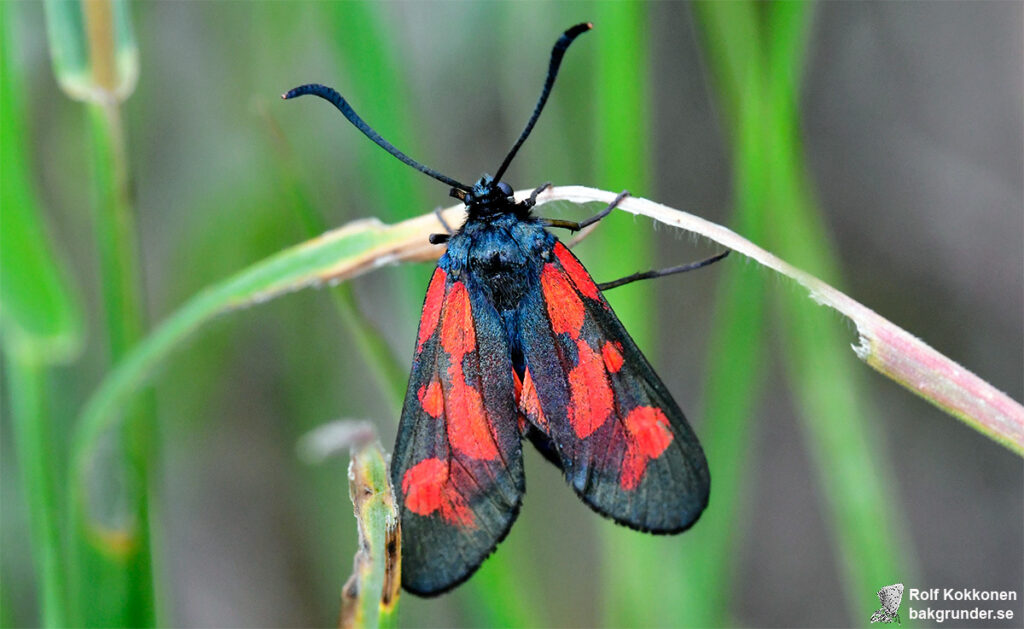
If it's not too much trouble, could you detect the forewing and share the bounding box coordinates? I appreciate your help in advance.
[517,243,709,532]
[392,267,524,595]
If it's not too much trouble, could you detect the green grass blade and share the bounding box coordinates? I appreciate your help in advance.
[260,103,408,413]
[762,4,916,621]
[0,6,83,363]
[1,7,82,626]
[694,2,917,623]
[584,6,672,626]
[70,210,455,538]
[323,2,433,324]
[675,5,771,617]
[5,357,68,627]
[71,102,156,629]
[44,2,154,622]
[43,0,137,104]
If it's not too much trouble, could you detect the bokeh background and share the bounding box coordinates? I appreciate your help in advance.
[2,2,1021,628]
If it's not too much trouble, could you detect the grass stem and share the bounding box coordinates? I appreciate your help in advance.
[6,356,67,628]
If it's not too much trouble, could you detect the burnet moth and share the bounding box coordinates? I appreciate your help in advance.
[284,22,727,596]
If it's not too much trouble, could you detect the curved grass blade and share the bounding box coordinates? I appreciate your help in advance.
[71,206,466,527]
[534,187,1024,455]
[1,7,82,625]
[0,6,83,363]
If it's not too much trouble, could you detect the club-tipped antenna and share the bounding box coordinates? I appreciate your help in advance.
[282,84,471,192]
[492,22,593,183]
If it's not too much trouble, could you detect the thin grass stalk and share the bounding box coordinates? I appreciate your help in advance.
[73,98,157,628]
[325,2,432,322]
[760,5,916,615]
[262,105,408,413]
[695,1,916,623]
[77,15,154,622]
[41,0,156,622]
[5,357,67,627]
[2,6,82,625]
[674,26,772,622]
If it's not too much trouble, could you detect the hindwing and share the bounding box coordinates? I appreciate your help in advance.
[517,242,709,532]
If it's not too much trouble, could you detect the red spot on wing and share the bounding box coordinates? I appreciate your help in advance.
[519,368,548,431]
[554,243,599,299]
[402,458,475,527]
[541,261,614,439]
[417,269,447,351]
[541,264,584,337]
[512,370,523,402]
[437,283,499,461]
[417,380,444,418]
[602,341,624,373]
[440,282,475,356]
[567,339,614,438]
[620,407,674,490]
[444,377,497,460]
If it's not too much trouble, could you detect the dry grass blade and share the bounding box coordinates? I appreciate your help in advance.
[339,440,401,629]
[533,186,1024,454]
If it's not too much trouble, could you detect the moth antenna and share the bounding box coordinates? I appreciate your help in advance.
[492,22,593,183]
[283,84,471,192]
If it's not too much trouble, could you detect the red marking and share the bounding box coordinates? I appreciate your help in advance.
[567,339,614,438]
[512,370,523,403]
[519,368,548,431]
[402,458,474,527]
[417,380,444,418]
[417,269,447,351]
[444,377,498,460]
[541,264,584,338]
[602,341,624,373]
[438,283,499,461]
[440,282,475,356]
[620,407,674,490]
[554,243,599,299]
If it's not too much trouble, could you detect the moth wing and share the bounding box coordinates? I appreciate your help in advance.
[392,268,524,595]
[517,243,709,532]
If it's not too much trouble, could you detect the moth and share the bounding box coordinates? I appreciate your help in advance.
[285,22,724,595]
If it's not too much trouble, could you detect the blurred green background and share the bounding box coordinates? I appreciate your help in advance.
[2,2,1021,627]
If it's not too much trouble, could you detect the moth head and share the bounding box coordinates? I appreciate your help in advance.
[462,175,515,216]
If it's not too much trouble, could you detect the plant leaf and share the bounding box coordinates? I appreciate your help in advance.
[0,7,83,364]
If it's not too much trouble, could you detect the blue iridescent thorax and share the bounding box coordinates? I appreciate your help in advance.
[439,175,557,313]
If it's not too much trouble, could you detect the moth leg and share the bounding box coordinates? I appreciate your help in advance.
[541,189,630,232]
[526,181,553,208]
[430,206,454,245]
[434,206,454,234]
[597,250,730,291]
